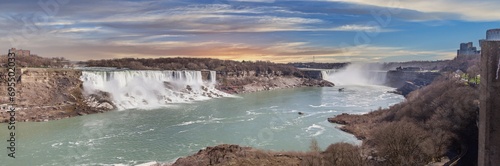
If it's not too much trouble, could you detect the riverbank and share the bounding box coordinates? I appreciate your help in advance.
[163,143,364,166]
[327,75,479,165]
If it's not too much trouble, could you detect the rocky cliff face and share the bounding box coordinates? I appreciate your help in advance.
[216,75,334,94]
[171,144,303,166]
[0,68,112,122]
[386,70,441,88]
[385,70,441,96]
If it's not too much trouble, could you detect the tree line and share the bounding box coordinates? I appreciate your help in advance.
[84,57,303,76]
[0,54,70,68]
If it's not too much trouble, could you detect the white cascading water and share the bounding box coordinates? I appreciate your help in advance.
[321,63,387,86]
[80,70,229,110]
[210,71,217,85]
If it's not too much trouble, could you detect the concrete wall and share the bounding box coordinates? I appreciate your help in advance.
[479,40,500,166]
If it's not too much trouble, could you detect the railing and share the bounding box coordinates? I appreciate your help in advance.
[444,144,468,166]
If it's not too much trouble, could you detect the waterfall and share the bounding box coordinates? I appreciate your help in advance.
[80,70,228,110]
[321,64,387,86]
[209,71,217,85]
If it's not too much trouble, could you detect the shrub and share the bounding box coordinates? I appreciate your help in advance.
[309,138,321,152]
[322,143,365,166]
[372,121,430,166]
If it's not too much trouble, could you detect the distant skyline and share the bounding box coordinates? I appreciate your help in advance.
[1,0,499,63]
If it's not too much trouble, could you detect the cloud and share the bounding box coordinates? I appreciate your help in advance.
[327,45,455,62]
[229,0,276,3]
[0,0,465,63]
[330,24,389,32]
[316,0,500,21]
[58,27,102,33]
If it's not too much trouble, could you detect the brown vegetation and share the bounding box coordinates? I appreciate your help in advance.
[288,62,349,69]
[372,122,430,165]
[171,144,302,166]
[321,143,366,166]
[84,58,302,76]
[170,142,366,166]
[329,74,479,165]
[0,54,70,68]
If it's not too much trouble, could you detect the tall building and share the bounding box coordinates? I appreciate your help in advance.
[8,48,31,56]
[456,42,480,59]
[478,28,500,166]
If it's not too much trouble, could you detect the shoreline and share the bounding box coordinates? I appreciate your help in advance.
[327,113,374,140]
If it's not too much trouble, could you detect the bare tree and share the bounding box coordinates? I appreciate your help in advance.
[372,121,430,166]
[310,138,321,152]
[322,143,366,166]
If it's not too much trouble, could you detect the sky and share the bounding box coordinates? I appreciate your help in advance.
[0,0,499,63]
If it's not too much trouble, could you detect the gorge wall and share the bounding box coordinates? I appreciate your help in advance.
[385,70,441,88]
[0,68,104,122]
[385,70,441,96]
[214,70,334,94]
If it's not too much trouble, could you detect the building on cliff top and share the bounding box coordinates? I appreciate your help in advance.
[456,42,480,60]
[8,48,31,56]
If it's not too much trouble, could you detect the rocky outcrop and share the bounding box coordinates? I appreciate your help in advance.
[216,76,334,94]
[385,70,441,96]
[385,70,441,88]
[171,144,303,166]
[395,81,420,96]
[302,79,335,87]
[0,68,113,122]
[84,91,115,110]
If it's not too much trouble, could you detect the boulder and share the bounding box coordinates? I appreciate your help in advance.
[396,81,420,97]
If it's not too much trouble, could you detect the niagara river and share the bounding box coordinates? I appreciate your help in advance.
[0,83,403,165]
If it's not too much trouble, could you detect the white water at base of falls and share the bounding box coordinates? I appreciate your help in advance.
[80,70,230,110]
[321,64,387,86]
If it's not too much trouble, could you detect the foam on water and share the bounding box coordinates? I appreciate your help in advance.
[306,124,326,137]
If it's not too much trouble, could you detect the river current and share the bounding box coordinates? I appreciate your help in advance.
[0,85,403,165]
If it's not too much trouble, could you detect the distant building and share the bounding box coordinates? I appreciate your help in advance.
[456,42,480,59]
[8,48,31,56]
